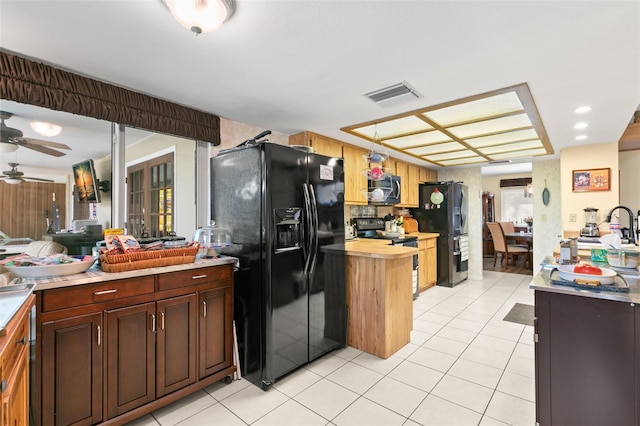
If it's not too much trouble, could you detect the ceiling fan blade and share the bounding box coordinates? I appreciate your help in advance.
[11,140,67,157]
[20,137,71,150]
[23,176,54,183]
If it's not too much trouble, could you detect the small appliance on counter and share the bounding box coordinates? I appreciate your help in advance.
[352,217,419,299]
[580,207,600,237]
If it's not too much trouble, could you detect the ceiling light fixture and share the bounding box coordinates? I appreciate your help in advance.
[4,178,22,185]
[164,0,235,35]
[0,143,18,153]
[576,135,588,141]
[575,106,591,114]
[574,122,588,130]
[30,121,62,137]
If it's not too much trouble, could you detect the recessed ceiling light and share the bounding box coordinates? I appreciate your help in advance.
[575,106,591,114]
[576,135,588,140]
[30,121,62,137]
[574,122,588,130]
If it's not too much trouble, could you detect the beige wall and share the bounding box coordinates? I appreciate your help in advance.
[620,150,640,221]
[561,142,619,233]
[215,118,290,155]
[481,172,532,222]
[532,160,562,272]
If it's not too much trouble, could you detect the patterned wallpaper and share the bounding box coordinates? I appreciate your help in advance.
[532,159,562,272]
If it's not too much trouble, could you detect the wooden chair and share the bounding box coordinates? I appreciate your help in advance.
[500,221,529,249]
[487,222,530,270]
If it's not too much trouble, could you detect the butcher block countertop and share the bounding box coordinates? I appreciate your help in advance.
[344,233,437,259]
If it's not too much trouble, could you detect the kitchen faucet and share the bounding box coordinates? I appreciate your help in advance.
[605,206,636,245]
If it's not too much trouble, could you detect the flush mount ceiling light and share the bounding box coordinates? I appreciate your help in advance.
[164,0,235,35]
[30,121,62,137]
[343,83,553,167]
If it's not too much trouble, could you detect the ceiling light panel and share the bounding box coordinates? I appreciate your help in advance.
[449,113,533,139]
[406,141,466,156]
[351,116,432,140]
[464,128,539,148]
[423,92,524,126]
[439,156,487,166]
[384,130,451,149]
[489,148,547,159]
[478,140,543,155]
[341,83,553,167]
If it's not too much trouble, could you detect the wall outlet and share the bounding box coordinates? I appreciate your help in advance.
[569,213,577,222]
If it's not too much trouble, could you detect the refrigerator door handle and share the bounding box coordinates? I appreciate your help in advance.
[309,184,320,274]
[395,179,401,199]
[302,183,313,275]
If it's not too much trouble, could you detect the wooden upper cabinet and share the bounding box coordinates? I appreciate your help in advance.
[343,144,369,205]
[419,166,437,183]
[407,164,419,207]
[289,131,343,158]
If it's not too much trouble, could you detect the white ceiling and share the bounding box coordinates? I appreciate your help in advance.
[0,0,638,178]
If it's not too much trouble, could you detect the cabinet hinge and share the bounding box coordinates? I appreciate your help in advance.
[534,333,538,343]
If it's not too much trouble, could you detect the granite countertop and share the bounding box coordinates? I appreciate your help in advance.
[530,259,640,304]
[0,256,238,334]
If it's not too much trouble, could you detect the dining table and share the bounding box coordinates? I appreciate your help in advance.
[504,232,533,267]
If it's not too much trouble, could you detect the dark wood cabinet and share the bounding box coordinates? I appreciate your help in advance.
[105,302,156,419]
[35,263,236,426]
[535,291,637,425]
[198,286,233,379]
[41,312,103,426]
[482,192,495,256]
[156,294,197,397]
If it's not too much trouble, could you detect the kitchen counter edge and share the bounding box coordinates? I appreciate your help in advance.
[13,256,238,291]
[530,265,640,304]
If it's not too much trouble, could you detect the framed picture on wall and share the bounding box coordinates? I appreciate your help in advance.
[572,168,610,192]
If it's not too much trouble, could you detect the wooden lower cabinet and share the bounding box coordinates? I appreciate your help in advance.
[106,302,156,419]
[418,237,437,291]
[35,264,236,426]
[1,294,34,426]
[41,313,103,426]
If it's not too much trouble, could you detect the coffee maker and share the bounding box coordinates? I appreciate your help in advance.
[580,207,600,237]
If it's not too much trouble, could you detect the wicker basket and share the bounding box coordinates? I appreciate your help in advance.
[99,243,200,273]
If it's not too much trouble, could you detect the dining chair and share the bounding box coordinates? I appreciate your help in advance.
[487,222,530,270]
[500,221,529,249]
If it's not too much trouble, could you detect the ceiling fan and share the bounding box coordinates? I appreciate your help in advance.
[0,111,71,157]
[0,163,54,184]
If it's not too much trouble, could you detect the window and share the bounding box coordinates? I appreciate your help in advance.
[127,153,174,237]
[501,188,532,224]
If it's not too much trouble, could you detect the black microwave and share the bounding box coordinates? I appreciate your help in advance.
[368,175,401,205]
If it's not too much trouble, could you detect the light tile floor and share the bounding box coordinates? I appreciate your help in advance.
[127,271,536,426]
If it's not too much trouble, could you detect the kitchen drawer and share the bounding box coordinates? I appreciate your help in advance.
[41,276,155,312]
[426,238,436,249]
[157,265,232,291]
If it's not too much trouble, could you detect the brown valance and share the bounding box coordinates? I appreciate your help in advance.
[499,177,532,188]
[0,50,220,145]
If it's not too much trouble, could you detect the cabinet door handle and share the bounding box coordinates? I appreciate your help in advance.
[161,312,165,330]
[0,379,6,393]
[97,325,101,346]
[191,274,207,280]
[202,301,207,317]
[15,336,27,346]
[94,289,117,295]
[150,314,156,332]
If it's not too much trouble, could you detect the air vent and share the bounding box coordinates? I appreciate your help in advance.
[364,81,422,107]
[488,159,513,164]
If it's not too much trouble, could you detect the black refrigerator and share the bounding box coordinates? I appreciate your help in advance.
[211,142,346,390]
[410,181,469,287]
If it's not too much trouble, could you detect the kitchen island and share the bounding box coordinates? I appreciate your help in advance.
[6,256,237,426]
[344,238,418,359]
[530,263,640,426]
